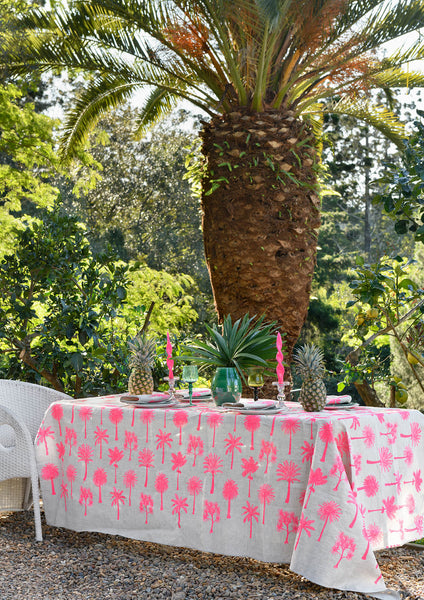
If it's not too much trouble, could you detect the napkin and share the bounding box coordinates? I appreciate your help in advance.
[326,395,352,405]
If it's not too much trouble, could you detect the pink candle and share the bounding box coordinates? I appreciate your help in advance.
[276,332,285,384]
[166,331,174,380]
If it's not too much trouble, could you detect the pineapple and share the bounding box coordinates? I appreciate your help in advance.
[293,344,327,412]
[127,334,156,395]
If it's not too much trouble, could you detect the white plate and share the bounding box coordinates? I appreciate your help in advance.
[120,398,177,408]
[232,408,282,415]
[324,403,360,410]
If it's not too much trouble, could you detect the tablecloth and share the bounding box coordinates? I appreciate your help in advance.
[35,396,424,598]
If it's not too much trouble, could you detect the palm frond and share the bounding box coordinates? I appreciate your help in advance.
[318,97,406,147]
[132,88,180,139]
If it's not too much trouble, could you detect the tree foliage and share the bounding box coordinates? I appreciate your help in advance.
[0,206,198,396]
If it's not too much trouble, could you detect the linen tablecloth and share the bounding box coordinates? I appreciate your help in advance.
[35,396,424,598]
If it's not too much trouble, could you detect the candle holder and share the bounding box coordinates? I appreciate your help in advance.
[272,381,291,411]
[164,376,179,402]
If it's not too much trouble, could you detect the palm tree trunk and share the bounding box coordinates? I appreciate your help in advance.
[201,109,320,361]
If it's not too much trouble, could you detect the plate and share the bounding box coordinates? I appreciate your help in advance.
[324,402,360,410]
[228,408,282,415]
[120,398,177,408]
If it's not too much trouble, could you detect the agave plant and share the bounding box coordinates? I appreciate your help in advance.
[183,314,280,383]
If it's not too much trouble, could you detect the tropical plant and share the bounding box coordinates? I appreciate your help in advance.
[183,313,278,382]
[4,0,424,362]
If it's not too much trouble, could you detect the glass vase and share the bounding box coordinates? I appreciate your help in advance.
[211,367,242,406]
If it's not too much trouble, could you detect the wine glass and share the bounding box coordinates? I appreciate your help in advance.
[247,367,264,401]
[182,365,198,406]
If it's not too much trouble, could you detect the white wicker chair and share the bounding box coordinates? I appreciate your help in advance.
[0,380,71,541]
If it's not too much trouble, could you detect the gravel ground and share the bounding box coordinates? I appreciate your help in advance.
[0,511,423,600]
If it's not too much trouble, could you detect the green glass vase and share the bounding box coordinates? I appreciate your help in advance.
[211,367,242,406]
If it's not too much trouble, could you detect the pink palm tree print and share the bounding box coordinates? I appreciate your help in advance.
[79,486,93,516]
[203,500,220,533]
[188,476,203,514]
[400,422,421,447]
[277,510,298,544]
[65,427,77,456]
[380,422,397,444]
[300,440,314,463]
[404,470,422,492]
[369,496,399,519]
[304,468,328,509]
[154,473,169,510]
[109,407,124,440]
[172,494,188,528]
[405,516,424,537]
[362,524,383,560]
[277,461,301,503]
[108,446,124,483]
[123,470,137,506]
[171,451,187,490]
[93,467,107,502]
[78,444,94,481]
[203,453,223,494]
[111,487,125,519]
[173,411,188,445]
[60,481,68,510]
[258,484,275,524]
[139,493,153,524]
[241,456,259,497]
[57,442,65,471]
[394,446,414,467]
[94,426,109,459]
[156,429,173,464]
[138,448,155,486]
[332,532,356,568]
[244,415,261,450]
[187,435,204,467]
[222,479,238,518]
[281,418,300,455]
[66,464,77,497]
[385,472,403,494]
[224,433,243,469]
[37,426,55,455]
[294,514,315,550]
[124,431,138,460]
[319,422,334,462]
[78,406,93,438]
[41,463,59,495]
[51,404,64,436]
[207,413,224,447]
[335,431,350,458]
[259,440,277,474]
[242,501,259,539]
[351,425,376,448]
[329,456,348,491]
[317,501,342,541]
[140,409,154,442]
[357,475,379,497]
[366,447,393,472]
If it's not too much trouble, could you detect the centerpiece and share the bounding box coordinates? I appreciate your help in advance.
[183,314,278,406]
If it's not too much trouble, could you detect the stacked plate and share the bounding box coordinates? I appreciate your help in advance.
[120,394,177,408]
[324,395,359,410]
[176,388,212,402]
[222,400,281,415]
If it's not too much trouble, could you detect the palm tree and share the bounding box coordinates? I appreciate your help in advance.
[5,0,424,357]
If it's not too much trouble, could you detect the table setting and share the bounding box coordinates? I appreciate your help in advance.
[34,328,424,600]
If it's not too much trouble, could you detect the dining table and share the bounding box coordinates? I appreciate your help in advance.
[35,393,424,599]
